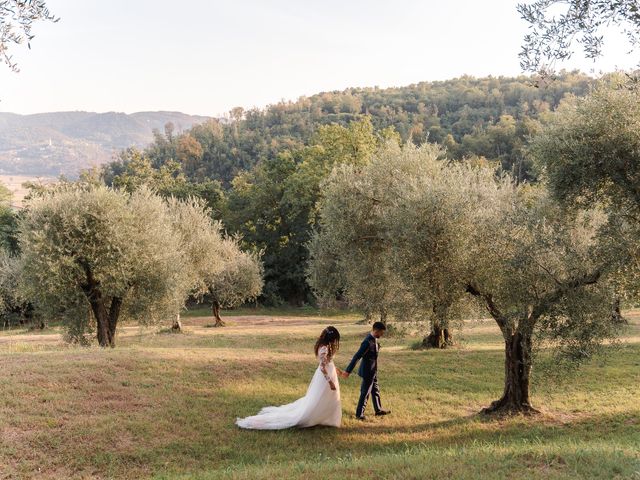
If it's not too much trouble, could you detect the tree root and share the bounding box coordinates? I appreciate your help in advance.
[480,398,541,416]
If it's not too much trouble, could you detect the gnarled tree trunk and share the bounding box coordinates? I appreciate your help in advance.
[172,313,182,331]
[358,308,374,325]
[422,321,453,348]
[88,296,113,347]
[423,303,454,348]
[612,297,627,324]
[106,296,122,346]
[482,329,539,414]
[80,260,122,347]
[86,295,122,348]
[212,300,225,327]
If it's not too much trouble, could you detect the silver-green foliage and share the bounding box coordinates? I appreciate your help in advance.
[0,0,58,72]
[167,196,263,309]
[532,82,640,211]
[166,196,228,300]
[309,142,502,329]
[0,253,21,317]
[308,142,416,321]
[210,239,264,308]
[19,185,190,344]
[518,1,640,73]
[531,82,640,299]
[468,188,619,354]
[311,141,622,411]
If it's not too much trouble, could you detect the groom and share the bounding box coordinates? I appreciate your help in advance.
[342,321,391,420]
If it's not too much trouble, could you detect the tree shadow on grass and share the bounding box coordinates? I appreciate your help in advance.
[300,410,640,453]
[183,439,639,480]
[193,410,640,480]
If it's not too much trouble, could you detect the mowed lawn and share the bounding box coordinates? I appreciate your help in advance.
[0,309,638,479]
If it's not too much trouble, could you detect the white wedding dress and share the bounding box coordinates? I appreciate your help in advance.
[236,345,342,429]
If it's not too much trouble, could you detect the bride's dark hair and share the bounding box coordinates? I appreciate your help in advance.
[314,326,340,359]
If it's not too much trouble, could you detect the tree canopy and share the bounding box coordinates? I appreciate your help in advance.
[311,140,624,412]
[531,79,640,300]
[531,80,640,211]
[18,185,190,346]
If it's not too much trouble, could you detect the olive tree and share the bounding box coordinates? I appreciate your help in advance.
[19,185,189,346]
[312,141,622,413]
[381,145,512,347]
[167,196,263,328]
[308,142,417,326]
[166,196,226,330]
[207,239,263,327]
[465,188,622,413]
[309,143,474,343]
[465,81,640,414]
[531,82,640,305]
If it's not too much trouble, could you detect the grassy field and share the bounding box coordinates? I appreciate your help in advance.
[0,309,638,479]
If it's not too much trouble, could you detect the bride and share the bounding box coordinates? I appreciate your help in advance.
[236,326,343,429]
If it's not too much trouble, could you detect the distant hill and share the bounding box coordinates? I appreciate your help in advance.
[0,111,210,177]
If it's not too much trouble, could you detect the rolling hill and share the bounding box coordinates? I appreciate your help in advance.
[0,111,210,177]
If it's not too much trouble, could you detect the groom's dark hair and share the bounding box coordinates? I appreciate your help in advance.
[372,321,386,331]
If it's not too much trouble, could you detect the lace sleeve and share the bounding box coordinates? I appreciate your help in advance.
[318,346,333,384]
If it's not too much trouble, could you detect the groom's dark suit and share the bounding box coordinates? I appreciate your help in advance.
[345,332,383,417]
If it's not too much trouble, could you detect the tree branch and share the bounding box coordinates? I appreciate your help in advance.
[466,283,508,331]
[530,268,602,320]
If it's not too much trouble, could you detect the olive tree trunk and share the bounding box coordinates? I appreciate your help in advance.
[172,313,183,331]
[212,300,225,327]
[86,292,122,348]
[612,297,627,324]
[482,328,539,414]
[422,321,453,349]
[80,262,123,347]
[423,303,454,348]
[465,284,538,414]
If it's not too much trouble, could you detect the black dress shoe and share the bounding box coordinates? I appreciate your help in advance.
[375,410,391,416]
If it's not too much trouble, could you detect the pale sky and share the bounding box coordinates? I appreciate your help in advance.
[0,0,635,116]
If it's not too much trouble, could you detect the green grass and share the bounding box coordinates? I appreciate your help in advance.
[0,312,638,479]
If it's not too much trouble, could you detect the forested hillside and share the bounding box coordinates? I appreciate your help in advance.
[113,71,594,186]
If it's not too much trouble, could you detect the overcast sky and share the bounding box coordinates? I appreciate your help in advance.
[0,0,635,116]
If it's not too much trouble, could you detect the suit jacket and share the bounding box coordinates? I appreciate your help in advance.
[345,333,379,378]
